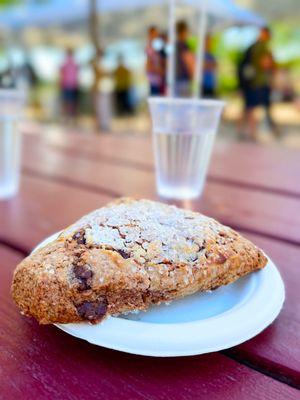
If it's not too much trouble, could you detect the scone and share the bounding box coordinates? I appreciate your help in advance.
[12,198,267,324]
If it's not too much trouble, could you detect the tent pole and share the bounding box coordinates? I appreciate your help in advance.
[193,0,208,98]
[167,0,176,97]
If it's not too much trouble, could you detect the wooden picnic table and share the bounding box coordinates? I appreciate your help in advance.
[0,126,299,399]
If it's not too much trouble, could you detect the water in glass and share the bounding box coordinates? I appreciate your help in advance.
[0,117,21,199]
[154,131,215,199]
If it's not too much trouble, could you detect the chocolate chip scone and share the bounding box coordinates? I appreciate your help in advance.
[12,198,267,324]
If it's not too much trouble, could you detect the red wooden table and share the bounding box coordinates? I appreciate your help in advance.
[1,126,300,399]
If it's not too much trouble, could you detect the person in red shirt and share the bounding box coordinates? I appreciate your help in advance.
[146,25,163,96]
[60,48,79,118]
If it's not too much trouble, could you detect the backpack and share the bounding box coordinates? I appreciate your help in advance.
[237,44,256,89]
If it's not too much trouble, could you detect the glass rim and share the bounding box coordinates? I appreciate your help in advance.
[148,96,225,108]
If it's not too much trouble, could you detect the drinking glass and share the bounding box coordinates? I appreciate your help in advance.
[148,97,225,199]
[0,89,25,199]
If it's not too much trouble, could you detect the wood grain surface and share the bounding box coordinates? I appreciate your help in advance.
[23,128,300,196]
[0,246,298,400]
[22,141,300,245]
[1,127,299,398]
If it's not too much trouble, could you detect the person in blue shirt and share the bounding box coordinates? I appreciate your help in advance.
[202,35,217,98]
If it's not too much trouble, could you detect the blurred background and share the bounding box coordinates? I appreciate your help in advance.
[0,0,299,147]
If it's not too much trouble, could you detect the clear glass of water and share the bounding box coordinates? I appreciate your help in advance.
[0,89,25,199]
[148,97,225,200]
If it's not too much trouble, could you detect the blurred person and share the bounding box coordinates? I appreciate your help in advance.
[91,48,105,93]
[15,58,38,92]
[22,59,38,89]
[90,48,113,131]
[113,55,134,115]
[0,67,15,88]
[175,20,195,97]
[202,34,217,98]
[60,48,79,118]
[159,31,168,95]
[146,25,163,96]
[19,57,40,111]
[253,27,278,136]
[238,27,278,140]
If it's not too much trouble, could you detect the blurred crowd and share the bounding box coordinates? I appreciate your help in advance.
[145,21,295,141]
[59,48,135,121]
[0,47,136,124]
[146,21,217,98]
[0,21,297,141]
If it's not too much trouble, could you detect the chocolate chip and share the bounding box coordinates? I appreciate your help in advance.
[76,299,108,323]
[142,291,149,303]
[72,230,86,245]
[115,249,130,259]
[73,264,93,291]
[77,281,91,291]
[74,264,93,280]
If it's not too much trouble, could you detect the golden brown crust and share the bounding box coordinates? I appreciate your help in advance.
[11,198,267,324]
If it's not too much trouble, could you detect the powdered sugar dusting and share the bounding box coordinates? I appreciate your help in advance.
[62,199,230,265]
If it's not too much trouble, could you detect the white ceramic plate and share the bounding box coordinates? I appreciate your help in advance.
[34,233,285,357]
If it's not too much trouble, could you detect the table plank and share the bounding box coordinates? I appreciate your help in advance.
[0,175,112,253]
[225,233,300,388]
[22,143,300,245]
[22,128,300,197]
[210,142,300,198]
[2,128,299,391]
[0,146,300,384]
[0,246,298,400]
[1,177,299,388]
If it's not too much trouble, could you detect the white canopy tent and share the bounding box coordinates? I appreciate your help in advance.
[0,0,265,97]
[0,0,265,29]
